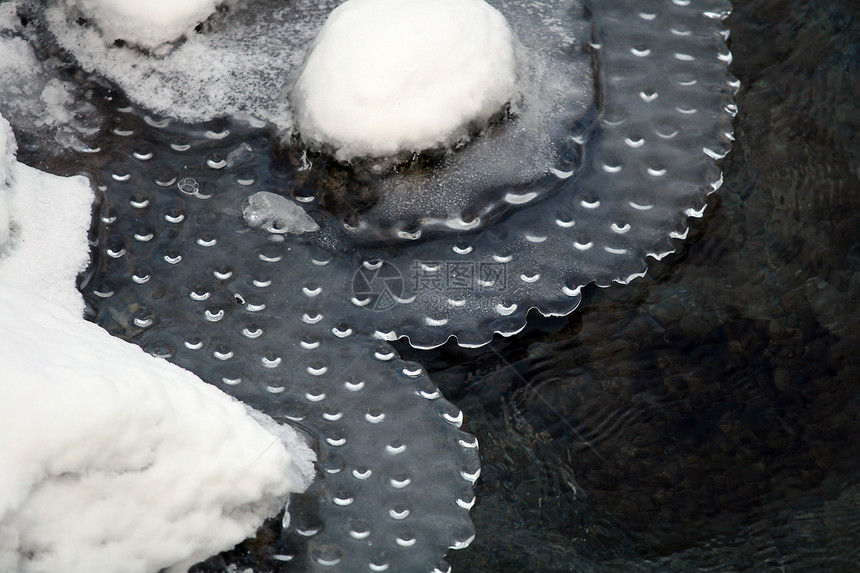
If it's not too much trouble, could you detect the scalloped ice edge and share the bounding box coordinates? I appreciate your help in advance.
[389,0,738,351]
[390,137,734,351]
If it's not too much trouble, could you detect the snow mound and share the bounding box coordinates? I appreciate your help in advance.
[0,287,316,573]
[63,0,225,49]
[0,116,316,573]
[292,0,520,161]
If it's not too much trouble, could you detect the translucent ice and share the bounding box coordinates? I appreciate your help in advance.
[78,107,481,572]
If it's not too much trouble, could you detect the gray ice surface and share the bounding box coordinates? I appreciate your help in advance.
[81,114,479,572]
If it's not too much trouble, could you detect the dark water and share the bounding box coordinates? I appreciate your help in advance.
[389,0,860,570]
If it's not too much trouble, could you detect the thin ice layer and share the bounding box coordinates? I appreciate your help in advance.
[381,0,731,345]
[300,0,735,348]
[72,0,738,352]
[81,110,480,571]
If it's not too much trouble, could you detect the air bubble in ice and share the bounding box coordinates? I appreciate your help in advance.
[242,191,319,235]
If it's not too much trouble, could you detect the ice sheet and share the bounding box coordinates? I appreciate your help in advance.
[63,0,226,49]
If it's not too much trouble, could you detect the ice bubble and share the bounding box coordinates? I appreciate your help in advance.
[41,0,336,125]
[292,0,520,161]
[63,0,226,49]
[243,191,320,234]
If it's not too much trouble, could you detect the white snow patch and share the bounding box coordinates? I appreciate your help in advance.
[0,116,316,573]
[292,0,520,160]
[0,2,17,29]
[63,0,225,49]
[0,115,13,252]
[0,146,92,315]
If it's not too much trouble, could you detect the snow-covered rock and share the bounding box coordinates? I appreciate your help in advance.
[0,287,316,573]
[0,115,316,573]
[63,0,226,49]
[292,0,520,161]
